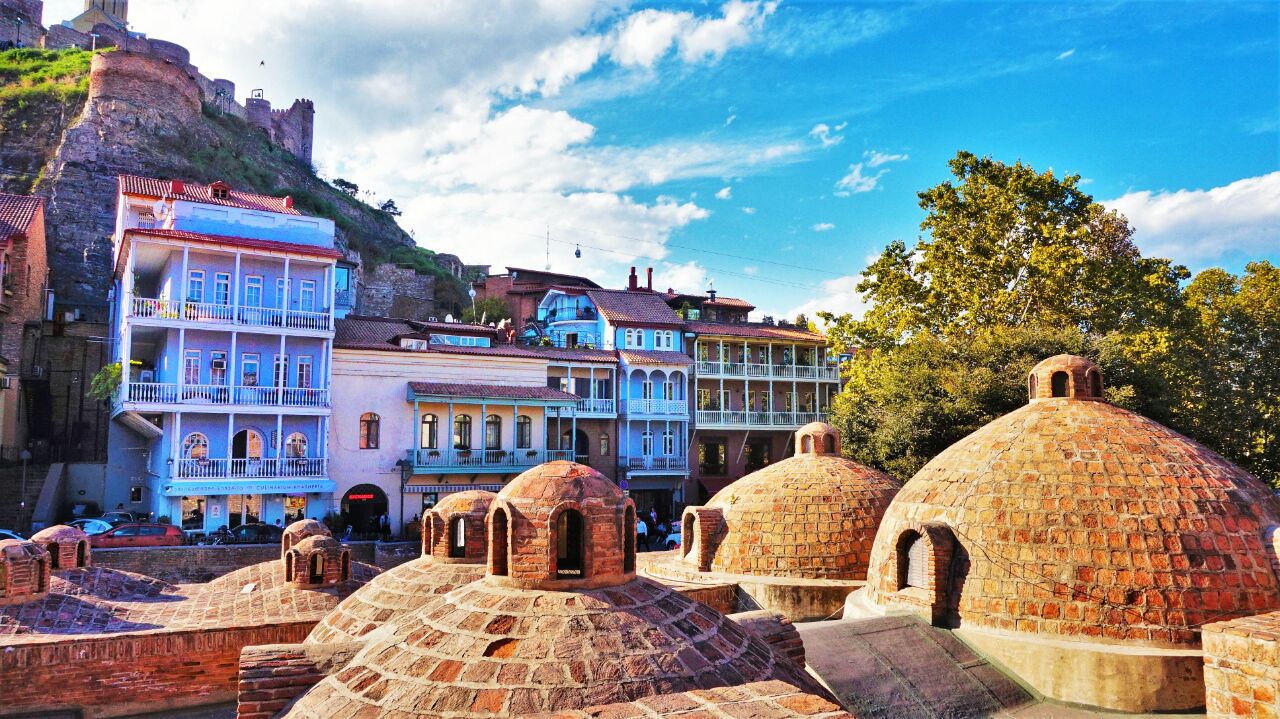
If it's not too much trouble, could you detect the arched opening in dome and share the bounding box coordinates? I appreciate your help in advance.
[448,516,466,558]
[340,550,350,581]
[624,505,636,573]
[1087,369,1102,398]
[422,514,434,556]
[0,561,7,594]
[892,525,968,628]
[682,512,695,558]
[1050,371,1069,397]
[490,507,509,576]
[34,556,47,592]
[76,541,87,567]
[823,434,836,454]
[285,550,296,582]
[46,542,60,570]
[554,509,585,579]
[896,531,925,590]
[1028,374,1038,399]
[801,435,814,453]
[308,553,324,584]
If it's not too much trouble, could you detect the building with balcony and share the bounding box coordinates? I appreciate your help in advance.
[0,193,48,463]
[473,265,601,331]
[330,315,619,537]
[107,176,340,533]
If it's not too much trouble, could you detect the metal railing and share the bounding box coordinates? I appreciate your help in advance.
[621,398,688,415]
[173,457,328,479]
[696,360,839,381]
[408,448,574,468]
[129,296,332,332]
[125,382,330,408]
[574,397,616,414]
[694,410,826,427]
[622,456,689,471]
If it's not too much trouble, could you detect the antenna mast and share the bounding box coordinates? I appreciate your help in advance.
[545,226,551,271]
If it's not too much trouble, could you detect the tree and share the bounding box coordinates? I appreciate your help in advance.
[379,199,402,216]
[331,178,359,197]
[462,296,513,325]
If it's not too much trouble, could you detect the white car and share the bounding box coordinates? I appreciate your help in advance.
[661,528,681,551]
[68,518,114,535]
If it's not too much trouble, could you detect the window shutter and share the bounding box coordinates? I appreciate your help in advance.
[906,537,930,588]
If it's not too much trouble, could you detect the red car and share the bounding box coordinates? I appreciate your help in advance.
[89,523,185,548]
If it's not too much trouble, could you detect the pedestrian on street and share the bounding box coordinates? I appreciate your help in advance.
[649,508,658,528]
[378,512,391,541]
[636,516,650,552]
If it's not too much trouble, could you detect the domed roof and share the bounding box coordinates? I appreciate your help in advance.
[865,356,1280,646]
[30,525,89,544]
[284,577,818,719]
[433,489,497,516]
[500,460,624,505]
[699,423,900,580]
[0,538,44,562]
[283,518,330,540]
[292,534,342,553]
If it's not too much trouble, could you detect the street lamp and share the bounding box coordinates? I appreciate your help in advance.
[467,286,477,321]
[18,448,31,530]
[90,33,99,52]
[395,458,413,541]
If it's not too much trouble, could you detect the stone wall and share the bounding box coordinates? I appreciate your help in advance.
[0,1,45,48]
[0,622,312,719]
[1204,611,1280,719]
[359,263,438,320]
[92,540,417,583]
[20,320,110,463]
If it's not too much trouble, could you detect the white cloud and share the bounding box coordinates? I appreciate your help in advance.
[742,207,757,214]
[808,121,847,148]
[864,150,909,167]
[1056,48,1076,60]
[742,266,759,275]
[716,186,733,200]
[784,274,868,322]
[679,1,779,62]
[1104,172,1280,267]
[834,163,885,195]
[660,260,711,293]
[724,113,737,127]
[812,222,835,232]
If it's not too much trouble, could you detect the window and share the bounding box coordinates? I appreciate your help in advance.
[210,351,227,385]
[699,440,727,475]
[490,508,509,576]
[183,349,201,385]
[286,432,307,458]
[663,381,674,401]
[273,355,288,387]
[244,276,263,307]
[187,270,204,302]
[448,517,466,558]
[1088,370,1102,398]
[182,432,209,459]
[662,430,675,455]
[901,533,930,589]
[453,415,472,450]
[359,412,380,449]
[213,273,230,306]
[719,389,731,410]
[594,378,610,399]
[1051,371,1069,397]
[697,388,713,410]
[555,509,585,578]
[642,381,654,400]
[516,415,532,449]
[276,277,286,309]
[655,330,674,350]
[420,414,438,449]
[129,486,143,503]
[642,430,653,456]
[241,354,260,387]
[296,356,313,389]
[210,183,229,200]
[335,266,351,292]
[624,328,643,349]
[760,391,772,412]
[599,433,609,456]
[485,414,502,450]
[299,280,316,312]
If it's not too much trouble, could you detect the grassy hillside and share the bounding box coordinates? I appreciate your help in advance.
[0,48,94,193]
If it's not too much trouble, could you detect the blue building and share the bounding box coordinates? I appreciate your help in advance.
[106,176,340,533]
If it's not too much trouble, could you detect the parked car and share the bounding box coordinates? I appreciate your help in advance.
[229,522,284,545]
[0,528,25,542]
[99,512,137,527]
[89,523,185,548]
[68,518,115,535]
[660,527,681,551]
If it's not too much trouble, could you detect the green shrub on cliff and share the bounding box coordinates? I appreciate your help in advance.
[0,48,93,112]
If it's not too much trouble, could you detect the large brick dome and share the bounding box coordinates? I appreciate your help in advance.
[690,423,900,580]
[863,355,1280,646]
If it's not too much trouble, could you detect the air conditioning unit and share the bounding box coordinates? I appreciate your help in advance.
[0,377,12,389]
[211,359,227,370]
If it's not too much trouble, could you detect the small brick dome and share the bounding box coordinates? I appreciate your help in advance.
[286,535,350,589]
[489,461,635,590]
[423,490,496,563]
[1028,354,1105,401]
[0,539,50,606]
[864,357,1280,646]
[685,423,900,580]
[30,525,91,570]
[282,519,331,560]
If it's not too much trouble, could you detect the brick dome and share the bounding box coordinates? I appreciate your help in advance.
[30,525,91,570]
[282,519,331,560]
[0,539,49,606]
[685,423,900,580]
[286,535,351,589]
[284,576,819,719]
[423,490,496,563]
[864,355,1280,646]
[490,461,635,590]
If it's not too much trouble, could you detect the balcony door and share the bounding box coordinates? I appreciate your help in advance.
[232,429,265,476]
[561,428,589,465]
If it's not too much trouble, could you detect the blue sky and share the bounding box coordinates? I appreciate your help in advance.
[48,0,1279,318]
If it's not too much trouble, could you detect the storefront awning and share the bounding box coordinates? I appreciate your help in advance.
[405,484,505,494]
[162,479,336,497]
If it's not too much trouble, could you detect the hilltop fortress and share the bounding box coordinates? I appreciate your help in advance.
[0,0,314,164]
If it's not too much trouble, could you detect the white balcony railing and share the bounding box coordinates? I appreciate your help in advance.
[173,457,328,479]
[125,382,330,408]
[621,398,688,415]
[694,410,826,427]
[129,297,332,332]
[696,360,839,381]
[622,456,689,471]
[408,448,573,469]
[574,397,616,414]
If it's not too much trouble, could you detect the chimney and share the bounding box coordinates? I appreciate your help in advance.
[708,285,717,302]
[283,195,294,209]
[646,267,653,290]
[169,179,185,195]
[628,266,638,291]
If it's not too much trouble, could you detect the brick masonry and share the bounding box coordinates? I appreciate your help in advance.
[1203,611,1280,719]
[525,680,852,719]
[91,539,417,583]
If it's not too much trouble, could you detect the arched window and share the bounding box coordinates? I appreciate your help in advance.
[182,433,209,459]
[490,507,509,576]
[453,415,472,450]
[1050,371,1069,398]
[340,550,350,581]
[681,513,695,558]
[641,430,653,456]
[359,412,380,449]
[555,509,585,579]
[1028,374,1038,398]
[485,414,502,451]
[285,551,296,582]
[516,415,532,449]
[47,543,60,570]
[624,505,636,573]
[448,517,466,558]
[285,432,307,458]
[308,553,324,584]
[420,414,438,449]
[1088,370,1102,398]
[897,532,929,590]
[823,434,836,454]
[76,541,87,568]
[800,435,813,454]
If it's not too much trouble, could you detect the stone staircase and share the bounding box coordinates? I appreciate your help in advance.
[0,464,50,531]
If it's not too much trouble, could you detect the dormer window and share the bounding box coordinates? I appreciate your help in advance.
[209,181,231,200]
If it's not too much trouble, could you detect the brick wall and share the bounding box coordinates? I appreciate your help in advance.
[1,205,46,458]
[236,642,362,719]
[92,540,416,583]
[0,622,313,719]
[1204,611,1280,719]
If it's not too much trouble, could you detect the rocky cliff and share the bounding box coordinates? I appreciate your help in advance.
[0,47,461,321]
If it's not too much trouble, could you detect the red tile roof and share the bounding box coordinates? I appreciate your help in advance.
[662,291,755,311]
[407,382,579,402]
[685,320,824,342]
[118,175,302,215]
[618,350,693,366]
[333,318,617,363]
[125,228,341,259]
[585,289,683,326]
[0,193,42,243]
